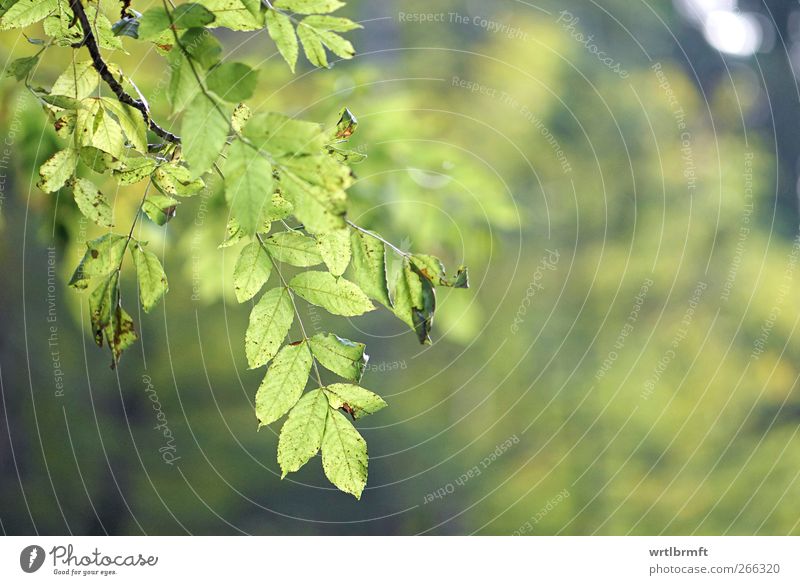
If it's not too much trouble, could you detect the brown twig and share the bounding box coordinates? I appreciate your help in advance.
[68,0,180,144]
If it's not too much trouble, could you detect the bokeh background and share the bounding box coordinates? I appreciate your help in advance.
[2,0,800,535]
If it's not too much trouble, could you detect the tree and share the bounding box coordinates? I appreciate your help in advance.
[1,0,468,499]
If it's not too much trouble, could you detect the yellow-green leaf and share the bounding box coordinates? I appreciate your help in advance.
[130,243,169,312]
[72,177,113,228]
[289,271,374,316]
[309,333,367,381]
[265,8,298,73]
[245,286,294,368]
[321,408,367,498]
[256,342,312,426]
[37,148,78,193]
[277,388,328,476]
[324,383,386,419]
[233,241,272,302]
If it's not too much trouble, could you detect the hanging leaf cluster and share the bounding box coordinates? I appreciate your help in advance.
[3,0,468,498]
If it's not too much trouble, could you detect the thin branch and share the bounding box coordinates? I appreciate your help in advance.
[68,0,180,144]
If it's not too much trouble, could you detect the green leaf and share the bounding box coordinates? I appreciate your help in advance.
[167,51,202,112]
[69,234,128,290]
[255,341,312,426]
[89,107,126,158]
[51,60,100,100]
[393,260,436,344]
[321,408,367,499]
[72,178,113,228]
[130,242,169,312]
[0,0,57,30]
[332,106,358,140]
[410,254,470,288]
[243,112,325,153]
[206,62,258,102]
[263,231,322,267]
[198,0,262,30]
[297,15,360,67]
[79,146,122,173]
[264,192,294,223]
[224,139,273,235]
[326,145,366,164]
[233,241,272,302]
[172,3,216,28]
[114,157,157,185]
[153,162,205,196]
[231,102,251,133]
[37,148,78,193]
[46,6,124,50]
[279,169,347,234]
[5,54,38,80]
[309,333,367,381]
[142,192,179,225]
[273,0,344,14]
[137,7,170,40]
[182,94,229,177]
[302,14,360,32]
[180,27,223,69]
[296,20,328,68]
[245,286,294,368]
[289,271,374,316]
[324,383,387,419]
[100,98,148,154]
[89,273,137,366]
[53,111,76,139]
[316,228,350,276]
[277,388,328,476]
[111,17,139,39]
[349,230,391,308]
[265,9,298,73]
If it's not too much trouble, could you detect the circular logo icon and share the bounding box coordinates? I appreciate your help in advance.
[19,545,45,573]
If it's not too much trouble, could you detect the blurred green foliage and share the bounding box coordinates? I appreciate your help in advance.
[1,0,799,534]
